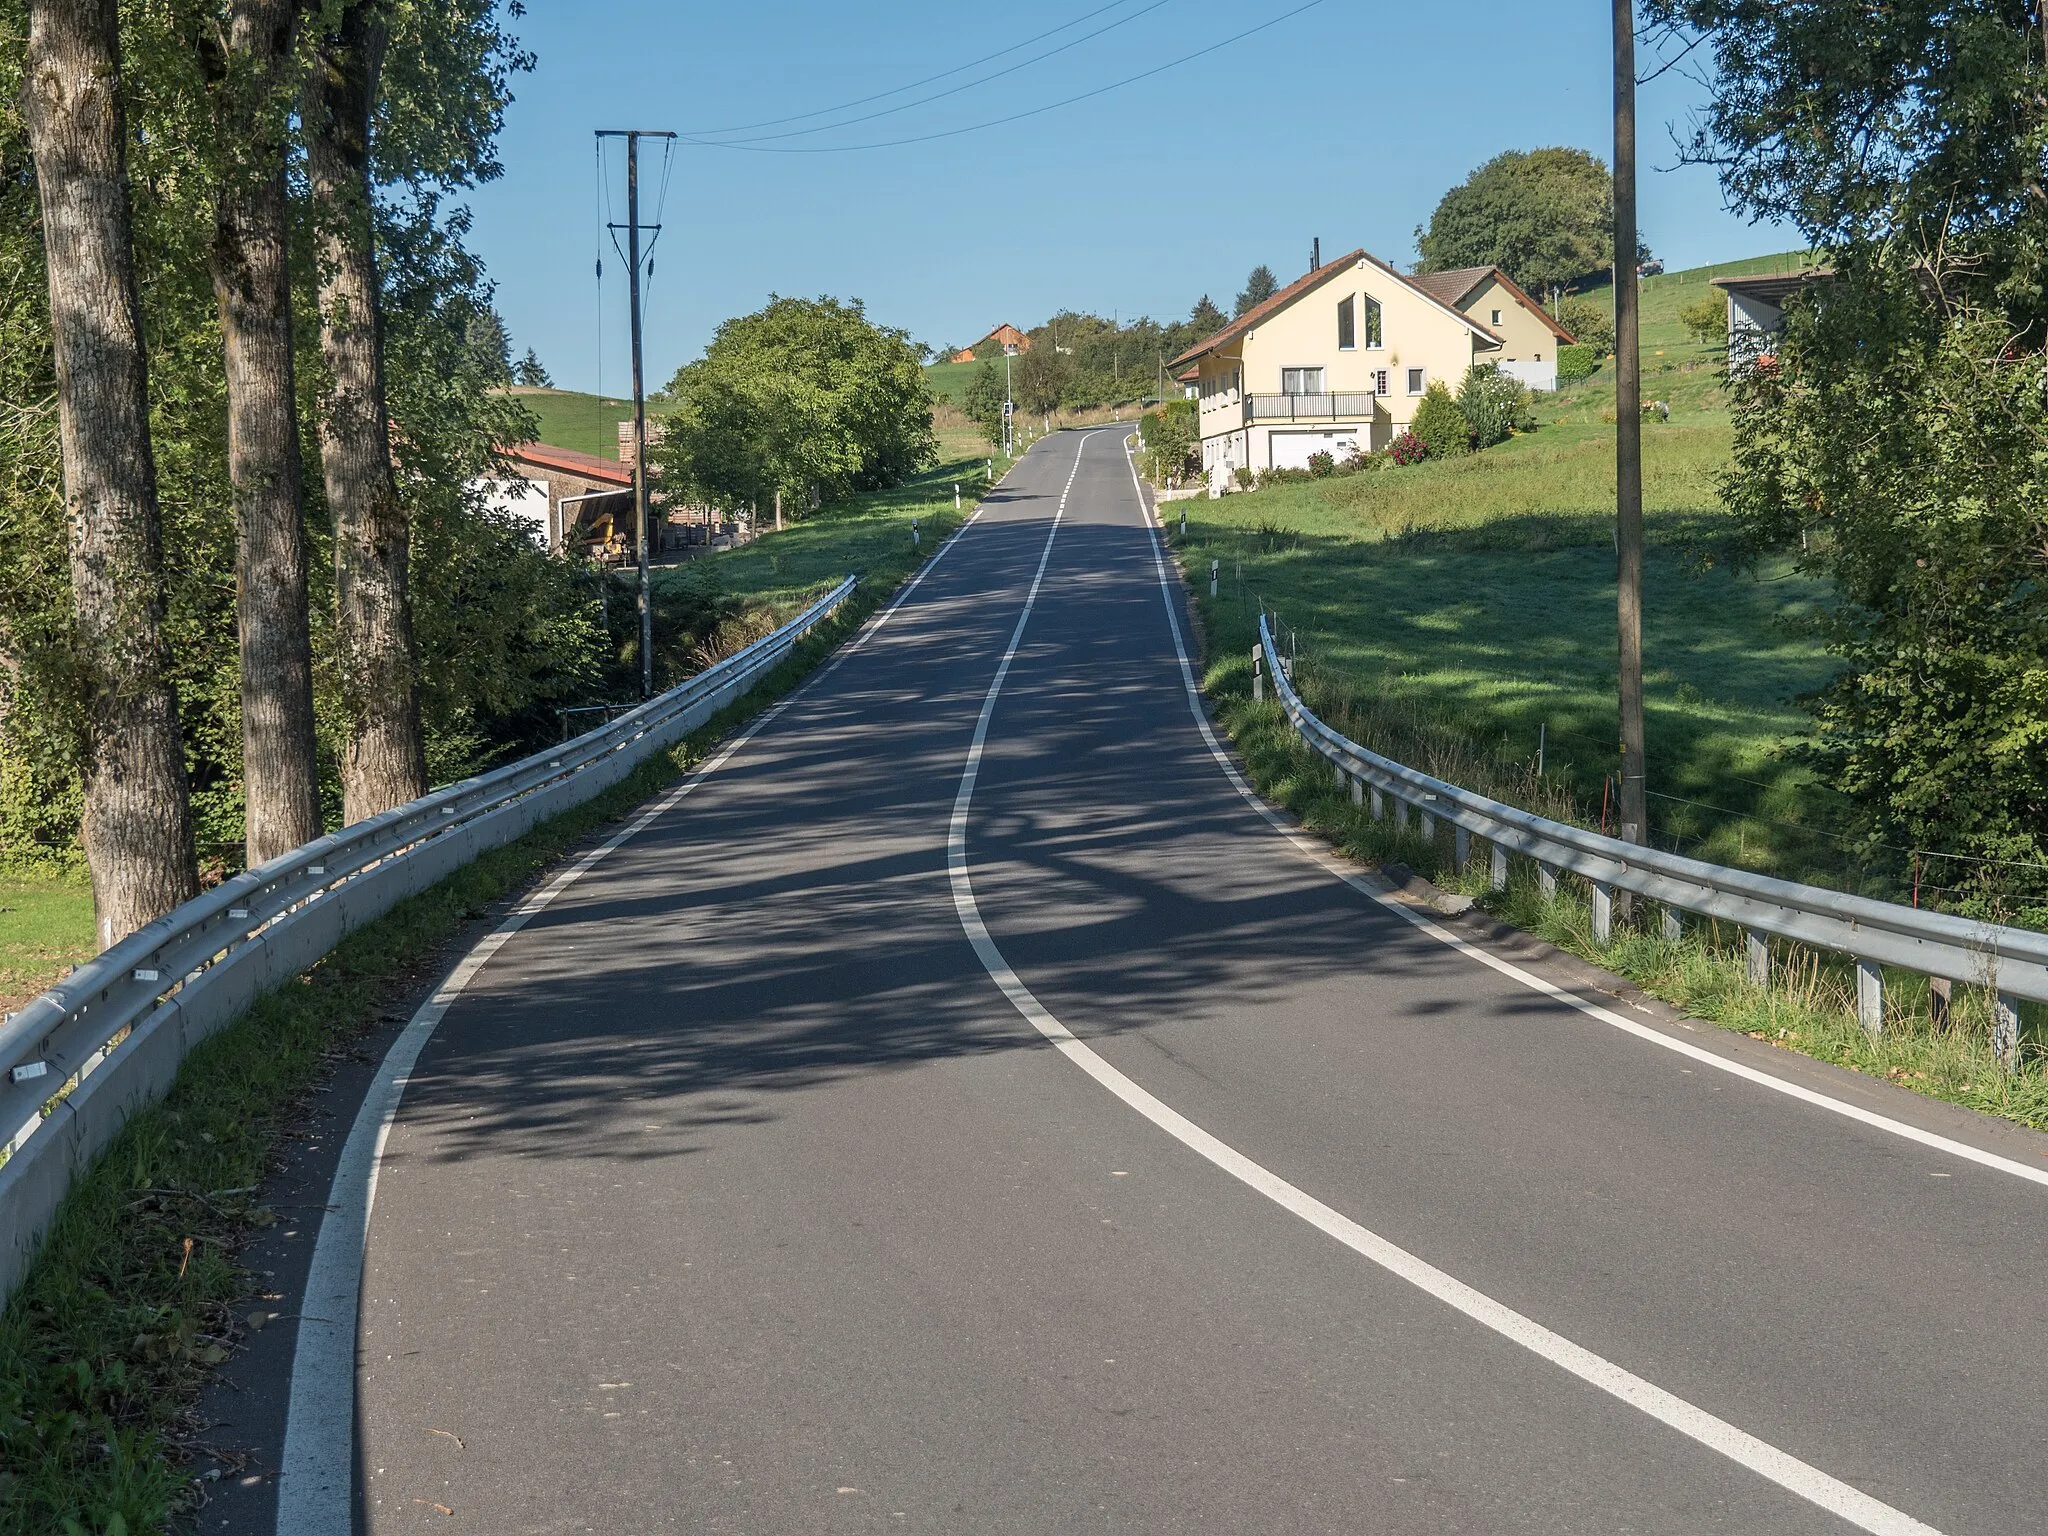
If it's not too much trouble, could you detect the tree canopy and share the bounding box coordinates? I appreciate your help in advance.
[1648,0,2048,905]
[1234,265,1278,317]
[1414,147,1620,299]
[655,296,936,512]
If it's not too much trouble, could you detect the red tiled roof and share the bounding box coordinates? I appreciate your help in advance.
[1169,248,1501,370]
[500,441,631,487]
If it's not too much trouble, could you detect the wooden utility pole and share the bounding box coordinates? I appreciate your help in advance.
[598,128,674,699]
[1613,0,1648,854]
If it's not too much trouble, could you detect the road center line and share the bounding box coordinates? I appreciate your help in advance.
[942,430,1945,1536]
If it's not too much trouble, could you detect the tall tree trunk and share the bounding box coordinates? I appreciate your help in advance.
[303,0,425,824]
[205,0,323,865]
[20,0,199,950]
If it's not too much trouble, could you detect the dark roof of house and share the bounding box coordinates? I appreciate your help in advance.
[1710,270,1835,304]
[502,441,632,487]
[1408,265,1577,343]
[1169,248,1500,370]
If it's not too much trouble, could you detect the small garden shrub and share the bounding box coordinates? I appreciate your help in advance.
[1307,450,1336,477]
[1456,363,1531,449]
[1388,430,1426,465]
[1409,380,1473,459]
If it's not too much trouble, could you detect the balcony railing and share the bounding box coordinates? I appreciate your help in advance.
[1245,391,1382,423]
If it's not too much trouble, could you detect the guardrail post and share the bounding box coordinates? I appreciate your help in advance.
[1537,863,1557,901]
[1333,757,1345,789]
[1662,905,1683,943]
[1350,776,1363,807]
[1746,930,1770,988]
[1592,882,1614,943]
[1454,825,1470,873]
[1489,843,1507,892]
[1370,787,1383,821]
[1930,977,1952,1032]
[1392,798,1407,834]
[1993,993,2022,1073]
[1418,807,1435,844]
[1856,960,1883,1037]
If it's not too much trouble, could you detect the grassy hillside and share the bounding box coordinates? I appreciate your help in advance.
[1171,405,1850,886]
[504,386,674,460]
[924,357,989,407]
[1540,249,1814,423]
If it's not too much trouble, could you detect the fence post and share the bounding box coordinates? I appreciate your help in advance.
[1746,930,1771,988]
[1489,843,1507,892]
[1662,905,1683,943]
[1993,993,2022,1073]
[1454,825,1471,873]
[1856,960,1884,1037]
[1593,882,1614,943]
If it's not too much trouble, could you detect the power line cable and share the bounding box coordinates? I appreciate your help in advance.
[678,0,1152,137]
[679,0,1327,154]
[694,0,1176,146]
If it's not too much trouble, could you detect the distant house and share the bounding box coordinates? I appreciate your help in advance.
[971,323,1032,357]
[1711,270,1834,372]
[1407,265,1575,392]
[950,347,977,363]
[1168,247,1506,492]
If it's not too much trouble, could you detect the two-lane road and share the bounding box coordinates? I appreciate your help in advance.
[281,429,2048,1534]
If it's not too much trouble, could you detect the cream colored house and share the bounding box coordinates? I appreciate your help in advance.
[1408,265,1576,391]
[1168,248,1509,492]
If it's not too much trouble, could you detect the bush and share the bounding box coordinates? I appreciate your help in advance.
[1408,380,1473,458]
[1558,295,1613,353]
[1307,450,1336,477]
[1556,343,1599,384]
[1679,293,1729,347]
[1455,363,1530,449]
[1259,465,1314,486]
[1388,430,1427,465]
[1233,465,1254,491]
[1139,398,1198,483]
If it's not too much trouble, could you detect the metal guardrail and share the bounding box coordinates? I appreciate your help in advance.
[1256,613,2040,1067]
[0,576,856,1301]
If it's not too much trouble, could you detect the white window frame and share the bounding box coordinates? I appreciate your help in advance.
[1364,295,1384,349]
[1281,366,1326,396]
[1490,308,1503,326]
[1336,295,1356,351]
[1406,366,1426,395]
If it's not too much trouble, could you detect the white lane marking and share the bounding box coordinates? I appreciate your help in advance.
[940,431,1946,1535]
[1118,444,2048,1193]
[275,463,1026,1534]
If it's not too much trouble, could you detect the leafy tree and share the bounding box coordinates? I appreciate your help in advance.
[1557,294,1613,354]
[1234,264,1278,317]
[1678,294,1727,347]
[1415,148,1626,302]
[513,346,553,386]
[962,361,1007,450]
[1407,381,1472,459]
[1012,344,1068,417]
[656,296,935,513]
[1647,0,2048,890]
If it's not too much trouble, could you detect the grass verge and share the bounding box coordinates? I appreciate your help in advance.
[0,480,987,1534]
[1198,617,2048,1134]
[0,877,94,1019]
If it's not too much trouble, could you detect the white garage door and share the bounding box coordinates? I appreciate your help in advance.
[1268,429,1357,470]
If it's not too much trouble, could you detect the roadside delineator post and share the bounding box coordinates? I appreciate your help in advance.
[954,483,961,510]
[1252,646,1263,702]
[1490,844,1508,892]
[1210,559,1219,597]
[1454,825,1471,873]
[1746,930,1771,988]
[1994,993,2022,1073]
[1663,905,1684,943]
[1856,960,1884,1036]
[1593,882,1615,944]
[911,517,920,548]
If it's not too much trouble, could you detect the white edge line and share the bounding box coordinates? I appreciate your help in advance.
[941,428,1944,1536]
[1118,442,2048,1192]
[275,467,1004,1535]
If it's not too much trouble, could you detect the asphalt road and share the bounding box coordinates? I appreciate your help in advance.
[274,429,2048,1534]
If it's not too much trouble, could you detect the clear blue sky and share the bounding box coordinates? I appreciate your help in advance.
[464,1,1792,395]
